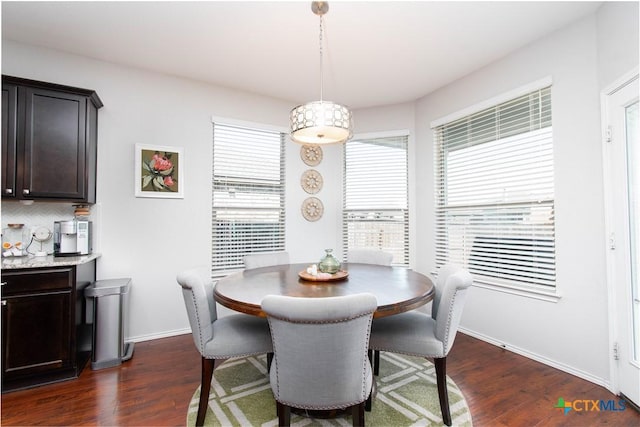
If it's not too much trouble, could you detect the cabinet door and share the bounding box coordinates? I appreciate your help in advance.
[2,83,17,198]
[1,290,73,379]
[21,87,87,200]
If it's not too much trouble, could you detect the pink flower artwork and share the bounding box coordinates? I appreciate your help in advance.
[141,149,179,193]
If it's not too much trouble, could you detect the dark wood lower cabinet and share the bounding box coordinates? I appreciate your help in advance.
[1,261,95,392]
[3,288,73,377]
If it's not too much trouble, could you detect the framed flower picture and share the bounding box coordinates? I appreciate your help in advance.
[135,144,184,198]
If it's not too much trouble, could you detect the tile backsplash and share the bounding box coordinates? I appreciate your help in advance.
[1,202,98,256]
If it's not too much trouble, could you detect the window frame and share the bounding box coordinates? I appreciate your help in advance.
[342,132,410,267]
[431,78,561,302]
[211,117,286,278]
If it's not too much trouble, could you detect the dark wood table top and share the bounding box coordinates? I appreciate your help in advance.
[214,263,435,318]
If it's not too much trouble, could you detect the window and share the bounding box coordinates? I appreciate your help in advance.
[433,85,555,289]
[343,135,409,266]
[212,122,285,276]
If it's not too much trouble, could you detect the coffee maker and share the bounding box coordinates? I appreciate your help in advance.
[54,220,92,256]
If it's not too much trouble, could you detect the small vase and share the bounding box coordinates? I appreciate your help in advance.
[318,249,341,274]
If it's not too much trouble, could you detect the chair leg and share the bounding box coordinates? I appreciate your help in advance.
[365,373,373,412]
[276,401,291,426]
[434,357,452,426]
[351,402,365,427]
[374,350,380,376]
[267,352,274,371]
[196,357,215,426]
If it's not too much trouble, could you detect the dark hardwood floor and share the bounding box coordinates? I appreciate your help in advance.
[2,333,638,426]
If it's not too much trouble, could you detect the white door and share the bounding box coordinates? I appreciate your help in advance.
[604,72,640,408]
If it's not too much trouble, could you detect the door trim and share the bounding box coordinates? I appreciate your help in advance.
[601,67,639,395]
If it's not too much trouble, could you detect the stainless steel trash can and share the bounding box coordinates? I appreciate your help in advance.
[85,278,134,370]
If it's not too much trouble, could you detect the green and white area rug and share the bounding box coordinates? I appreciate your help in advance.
[186,352,473,426]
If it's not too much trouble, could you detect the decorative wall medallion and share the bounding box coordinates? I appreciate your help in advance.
[301,169,323,194]
[301,197,324,222]
[300,144,323,166]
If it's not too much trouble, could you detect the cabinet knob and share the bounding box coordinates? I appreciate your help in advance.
[1,301,6,306]
[5,189,12,194]
[23,189,30,195]
[1,282,6,286]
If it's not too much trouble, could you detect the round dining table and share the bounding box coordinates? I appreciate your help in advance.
[214,262,435,318]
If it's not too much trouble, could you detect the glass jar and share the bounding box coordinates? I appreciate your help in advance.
[318,249,341,274]
[2,224,28,257]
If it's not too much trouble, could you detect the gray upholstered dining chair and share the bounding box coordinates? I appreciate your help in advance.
[347,249,393,376]
[347,248,393,266]
[243,251,290,269]
[262,293,377,427]
[177,267,273,426]
[368,264,473,426]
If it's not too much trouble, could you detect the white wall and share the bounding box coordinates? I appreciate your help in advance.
[1,40,345,341]
[596,1,639,88]
[414,2,638,387]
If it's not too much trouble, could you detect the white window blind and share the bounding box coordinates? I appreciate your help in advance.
[343,135,409,266]
[212,122,285,276]
[434,86,556,288]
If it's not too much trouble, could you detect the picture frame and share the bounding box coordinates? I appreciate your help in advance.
[135,144,184,198]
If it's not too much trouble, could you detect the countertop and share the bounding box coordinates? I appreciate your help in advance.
[1,253,101,270]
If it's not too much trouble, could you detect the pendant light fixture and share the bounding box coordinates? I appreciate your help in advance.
[290,1,353,145]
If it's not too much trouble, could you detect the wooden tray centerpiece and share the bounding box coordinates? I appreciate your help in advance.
[298,269,349,282]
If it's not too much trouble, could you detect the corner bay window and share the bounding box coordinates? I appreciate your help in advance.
[433,85,556,290]
[212,122,285,276]
[343,135,409,266]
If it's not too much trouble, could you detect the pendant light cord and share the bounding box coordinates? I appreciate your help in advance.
[319,13,324,103]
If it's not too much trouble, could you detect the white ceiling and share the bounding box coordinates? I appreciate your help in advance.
[2,1,602,109]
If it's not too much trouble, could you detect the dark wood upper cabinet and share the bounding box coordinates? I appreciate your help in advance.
[2,83,18,199]
[1,76,103,203]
